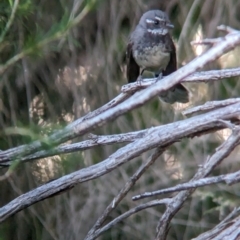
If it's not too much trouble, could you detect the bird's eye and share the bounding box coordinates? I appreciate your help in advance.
[154,19,159,25]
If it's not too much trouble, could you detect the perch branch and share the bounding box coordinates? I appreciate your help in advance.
[121,68,240,93]
[1,25,240,165]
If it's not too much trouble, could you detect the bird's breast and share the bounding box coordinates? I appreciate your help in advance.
[133,45,170,71]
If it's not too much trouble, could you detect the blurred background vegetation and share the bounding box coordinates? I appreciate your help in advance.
[1,0,240,239]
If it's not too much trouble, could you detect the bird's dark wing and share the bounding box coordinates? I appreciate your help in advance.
[126,41,140,83]
[162,40,177,76]
[161,38,189,103]
[162,46,188,93]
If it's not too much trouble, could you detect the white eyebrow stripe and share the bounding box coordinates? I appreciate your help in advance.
[155,16,165,22]
[146,19,155,23]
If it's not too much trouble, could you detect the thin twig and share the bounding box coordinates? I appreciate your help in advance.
[155,126,240,239]
[183,98,240,116]
[133,169,240,200]
[85,146,166,240]
[217,25,237,33]
[193,207,240,239]
[92,199,171,239]
[0,130,146,166]
[191,37,225,45]
[121,68,240,93]
[0,93,133,164]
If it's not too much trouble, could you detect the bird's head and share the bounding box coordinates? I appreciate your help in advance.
[138,10,174,35]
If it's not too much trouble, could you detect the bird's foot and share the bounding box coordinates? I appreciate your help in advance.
[154,73,163,83]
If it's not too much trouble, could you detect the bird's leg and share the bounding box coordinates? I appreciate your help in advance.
[136,69,145,86]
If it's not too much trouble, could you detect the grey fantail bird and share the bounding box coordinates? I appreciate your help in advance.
[126,10,189,104]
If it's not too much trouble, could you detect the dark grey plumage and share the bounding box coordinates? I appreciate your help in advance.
[126,10,189,104]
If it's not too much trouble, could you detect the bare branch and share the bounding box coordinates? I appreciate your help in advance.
[0,168,14,181]
[133,169,240,200]
[85,147,166,240]
[193,208,240,240]
[217,25,237,33]
[216,119,237,130]
[0,130,147,166]
[183,98,240,116]
[0,102,240,222]
[155,126,240,239]
[92,199,171,240]
[191,37,225,45]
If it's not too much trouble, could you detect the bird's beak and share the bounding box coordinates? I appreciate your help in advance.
[166,23,174,29]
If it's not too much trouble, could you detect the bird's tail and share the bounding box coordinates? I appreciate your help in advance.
[159,83,189,104]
